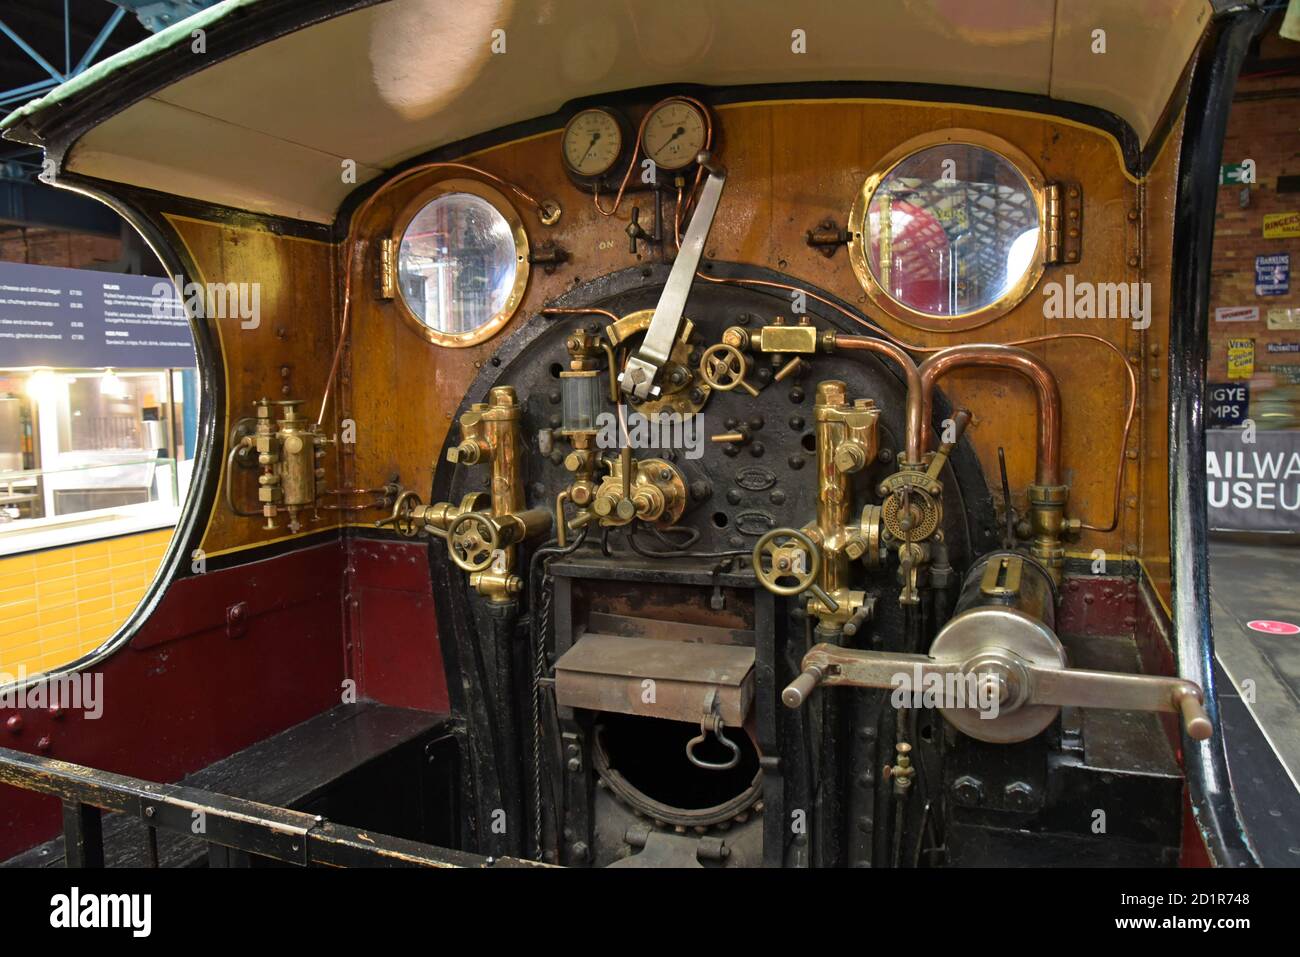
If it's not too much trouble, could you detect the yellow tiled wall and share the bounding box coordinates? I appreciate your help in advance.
[0,528,172,677]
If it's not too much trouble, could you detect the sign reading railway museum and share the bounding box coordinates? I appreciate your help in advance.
[1207,429,1300,533]
[0,260,193,368]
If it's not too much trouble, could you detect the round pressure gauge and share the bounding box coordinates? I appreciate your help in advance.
[642,98,708,172]
[561,108,624,178]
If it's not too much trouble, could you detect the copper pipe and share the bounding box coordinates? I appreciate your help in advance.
[595,94,714,221]
[833,334,923,464]
[919,345,1062,488]
[539,306,621,324]
[694,272,1133,531]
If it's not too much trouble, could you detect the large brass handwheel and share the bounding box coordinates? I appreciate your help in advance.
[752,528,838,610]
[446,511,500,573]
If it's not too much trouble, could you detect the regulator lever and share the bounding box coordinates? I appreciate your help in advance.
[620,153,727,400]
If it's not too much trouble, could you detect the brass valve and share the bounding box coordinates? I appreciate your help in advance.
[876,408,969,605]
[232,398,331,533]
[382,386,549,602]
[752,527,870,630]
[698,343,759,396]
[590,454,686,528]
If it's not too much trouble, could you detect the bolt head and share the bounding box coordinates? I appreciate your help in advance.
[1004,781,1035,811]
[953,775,984,806]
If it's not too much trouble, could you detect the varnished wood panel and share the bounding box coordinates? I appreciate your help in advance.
[1139,113,1186,609]
[344,98,1151,559]
[167,215,341,557]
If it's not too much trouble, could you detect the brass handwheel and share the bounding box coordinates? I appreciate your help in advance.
[752,527,839,611]
[375,489,423,538]
[699,343,759,396]
[446,511,500,573]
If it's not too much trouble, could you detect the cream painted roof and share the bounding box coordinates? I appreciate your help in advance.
[5,0,1213,224]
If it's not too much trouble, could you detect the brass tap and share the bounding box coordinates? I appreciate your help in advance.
[590,455,686,528]
[382,386,549,602]
[249,398,329,533]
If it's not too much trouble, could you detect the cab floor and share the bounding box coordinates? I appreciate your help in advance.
[1210,538,1300,866]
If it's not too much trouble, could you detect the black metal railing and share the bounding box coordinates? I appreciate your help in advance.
[0,747,543,868]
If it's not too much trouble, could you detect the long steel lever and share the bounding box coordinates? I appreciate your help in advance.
[620,152,727,400]
[783,643,1213,743]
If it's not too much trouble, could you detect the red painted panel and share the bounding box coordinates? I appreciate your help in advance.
[0,541,347,861]
[347,537,448,713]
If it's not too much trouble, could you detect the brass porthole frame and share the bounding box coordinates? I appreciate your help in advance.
[391,177,530,348]
[846,129,1048,333]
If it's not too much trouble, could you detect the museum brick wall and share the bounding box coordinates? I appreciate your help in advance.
[1209,50,1300,384]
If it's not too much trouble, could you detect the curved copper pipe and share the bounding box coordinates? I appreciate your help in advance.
[919,345,1062,487]
[833,334,924,464]
[695,273,1130,529]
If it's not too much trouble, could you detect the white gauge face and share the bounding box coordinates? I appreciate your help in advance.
[642,99,707,171]
[562,109,623,177]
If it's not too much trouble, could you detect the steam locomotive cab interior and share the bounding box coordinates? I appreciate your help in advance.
[0,0,1265,869]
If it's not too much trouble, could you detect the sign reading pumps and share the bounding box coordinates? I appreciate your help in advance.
[0,260,194,368]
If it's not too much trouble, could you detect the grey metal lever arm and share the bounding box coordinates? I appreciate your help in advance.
[620,154,727,400]
[784,643,1213,742]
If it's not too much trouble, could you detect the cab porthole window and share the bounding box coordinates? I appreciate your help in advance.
[848,131,1047,332]
[394,179,529,347]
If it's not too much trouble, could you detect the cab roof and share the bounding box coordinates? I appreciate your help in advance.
[2,0,1221,224]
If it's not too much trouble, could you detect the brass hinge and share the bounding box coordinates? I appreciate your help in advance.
[1045,182,1082,265]
[376,238,395,300]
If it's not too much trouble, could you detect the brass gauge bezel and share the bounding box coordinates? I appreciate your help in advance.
[846,129,1048,333]
[390,177,530,349]
[561,107,627,179]
[641,97,710,172]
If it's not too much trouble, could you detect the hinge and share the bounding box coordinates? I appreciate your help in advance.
[1045,182,1082,265]
[376,238,395,300]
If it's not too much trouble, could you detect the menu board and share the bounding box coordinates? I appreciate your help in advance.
[0,261,193,369]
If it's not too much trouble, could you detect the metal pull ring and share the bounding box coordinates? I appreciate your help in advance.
[685,715,741,772]
[685,688,741,771]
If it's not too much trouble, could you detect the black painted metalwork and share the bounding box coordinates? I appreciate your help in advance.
[0,746,541,869]
[1168,1,1267,868]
